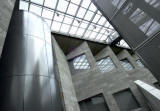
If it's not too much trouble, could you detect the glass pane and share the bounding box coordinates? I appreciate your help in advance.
[97,57,116,73]
[80,21,88,28]
[92,14,101,23]
[42,8,53,19]
[81,0,91,8]
[76,28,85,36]
[71,0,81,5]
[73,19,81,26]
[63,16,73,24]
[60,24,70,33]
[89,3,97,12]
[57,0,69,12]
[31,0,44,5]
[67,3,78,15]
[30,4,42,16]
[84,11,94,21]
[69,26,78,35]
[98,17,106,25]
[73,54,90,70]
[19,1,29,10]
[44,0,57,9]
[77,7,86,18]
[120,59,134,71]
[52,21,61,31]
[44,19,52,27]
[54,12,64,22]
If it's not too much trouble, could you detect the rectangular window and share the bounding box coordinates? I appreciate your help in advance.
[97,56,116,73]
[120,59,134,71]
[79,94,110,111]
[73,54,90,70]
[113,89,140,111]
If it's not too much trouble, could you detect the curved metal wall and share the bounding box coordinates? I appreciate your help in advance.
[0,10,63,111]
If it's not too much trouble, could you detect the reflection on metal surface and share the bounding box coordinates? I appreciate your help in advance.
[0,10,63,111]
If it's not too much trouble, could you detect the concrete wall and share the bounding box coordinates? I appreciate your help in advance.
[52,37,80,111]
[0,0,16,55]
[67,42,157,111]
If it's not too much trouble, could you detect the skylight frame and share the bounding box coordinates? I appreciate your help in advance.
[19,0,130,48]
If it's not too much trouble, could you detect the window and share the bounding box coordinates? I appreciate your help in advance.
[79,94,110,111]
[73,54,90,70]
[120,59,134,71]
[113,89,140,111]
[136,59,144,68]
[97,57,116,73]
[129,8,160,37]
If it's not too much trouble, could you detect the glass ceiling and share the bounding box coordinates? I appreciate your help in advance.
[19,0,130,48]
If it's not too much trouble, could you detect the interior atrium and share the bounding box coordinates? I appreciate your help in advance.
[0,0,160,111]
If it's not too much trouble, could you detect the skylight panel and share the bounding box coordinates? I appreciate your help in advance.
[30,4,42,16]
[67,3,78,15]
[71,0,81,5]
[44,0,57,9]
[84,11,94,21]
[63,16,73,24]
[88,24,94,30]
[51,21,61,31]
[57,0,69,12]
[44,19,52,26]
[95,33,102,40]
[84,30,91,38]
[76,28,85,36]
[81,0,91,8]
[92,14,101,23]
[100,35,107,41]
[31,0,43,5]
[19,1,29,10]
[60,24,70,33]
[93,26,101,32]
[90,32,97,39]
[42,8,53,19]
[73,19,81,26]
[54,12,64,22]
[77,7,86,18]
[98,17,106,25]
[105,22,110,27]
[100,28,106,34]
[69,26,78,35]
[80,21,88,28]
[89,3,97,12]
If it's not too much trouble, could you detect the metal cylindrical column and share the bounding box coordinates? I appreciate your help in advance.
[0,10,63,111]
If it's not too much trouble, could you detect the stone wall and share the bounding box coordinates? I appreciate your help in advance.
[52,37,80,111]
[0,0,16,55]
[67,42,157,111]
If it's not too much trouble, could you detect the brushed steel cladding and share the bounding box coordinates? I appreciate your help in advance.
[0,10,63,111]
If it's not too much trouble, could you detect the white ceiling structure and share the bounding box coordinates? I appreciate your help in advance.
[19,0,130,48]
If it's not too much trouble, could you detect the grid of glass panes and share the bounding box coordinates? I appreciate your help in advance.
[97,57,116,73]
[120,59,134,71]
[19,0,122,45]
[73,54,90,70]
[136,59,144,67]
